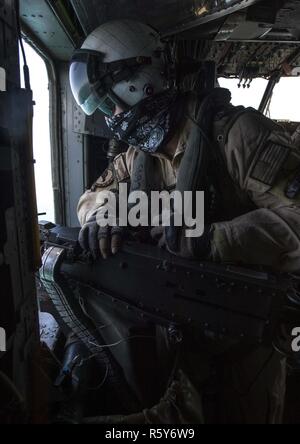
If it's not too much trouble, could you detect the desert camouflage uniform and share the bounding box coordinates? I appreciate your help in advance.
[79,108,300,273]
[77,101,300,424]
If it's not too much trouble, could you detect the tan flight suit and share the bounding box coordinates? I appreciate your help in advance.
[77,104,300,424]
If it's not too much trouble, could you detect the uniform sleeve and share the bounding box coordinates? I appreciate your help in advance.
[211,111,300,273]
[77,146,137,226]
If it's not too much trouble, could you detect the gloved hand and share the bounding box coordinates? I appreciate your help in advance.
[78,214,124,260]
[151,224,213,260]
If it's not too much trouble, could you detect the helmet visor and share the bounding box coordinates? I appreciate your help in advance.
[70,59,119,117]
[69,60,99,116]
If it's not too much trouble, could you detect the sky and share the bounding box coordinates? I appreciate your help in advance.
[20,42,300,225]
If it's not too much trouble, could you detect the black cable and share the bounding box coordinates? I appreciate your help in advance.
[14,0,31,90]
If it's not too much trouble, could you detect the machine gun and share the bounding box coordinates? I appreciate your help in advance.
[39,223,300,347]
[38,222,300,412]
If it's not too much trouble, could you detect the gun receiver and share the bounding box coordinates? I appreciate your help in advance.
[39,223,300,347]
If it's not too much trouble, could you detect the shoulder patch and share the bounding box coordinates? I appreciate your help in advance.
[113,153,130,183]
[250,141,290,186]
[91,167,114,191]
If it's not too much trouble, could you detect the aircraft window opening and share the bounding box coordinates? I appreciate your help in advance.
[219,77,300,122]
[219,77,268,110]
[19,42,55,223]
[0,67,6,91]
[267,77,300,122]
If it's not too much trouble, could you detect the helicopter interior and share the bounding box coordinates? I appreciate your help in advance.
[1,0,300,424]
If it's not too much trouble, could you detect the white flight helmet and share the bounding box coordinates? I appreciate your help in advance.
[69,20,169,117]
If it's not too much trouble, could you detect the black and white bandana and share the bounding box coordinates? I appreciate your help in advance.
[105,90,179,153]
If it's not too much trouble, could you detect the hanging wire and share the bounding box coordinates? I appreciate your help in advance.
[56,354,109,392]
[87,364,109,392]
[72,334,156,370]
[14,0,31,90]
[78,296,112,329]
[88,334,156,351]
[67,334,155,392]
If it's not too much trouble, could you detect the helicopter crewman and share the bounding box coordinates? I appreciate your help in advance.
[70,20,300,424]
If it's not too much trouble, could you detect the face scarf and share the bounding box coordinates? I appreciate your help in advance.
[105,90,179,153]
